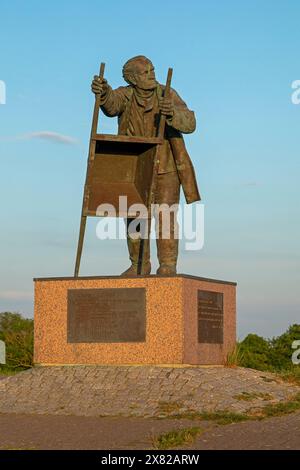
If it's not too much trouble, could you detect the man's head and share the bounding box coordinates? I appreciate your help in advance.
[123,56,157,90]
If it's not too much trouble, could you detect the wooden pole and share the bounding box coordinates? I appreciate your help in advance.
[137,67,173,275]
[74,62,105,277]
[158,68,173,139]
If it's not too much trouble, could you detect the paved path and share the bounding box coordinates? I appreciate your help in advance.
[0,412,299,450]
[0,413,202,450]
[193,411,300,450]
[0,366,298,417]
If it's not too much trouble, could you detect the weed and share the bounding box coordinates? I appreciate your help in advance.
[153,427,203,450]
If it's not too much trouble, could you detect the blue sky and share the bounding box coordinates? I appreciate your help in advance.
[0,0,299,338]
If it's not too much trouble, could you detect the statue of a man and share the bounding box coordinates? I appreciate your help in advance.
[91,55,200,276]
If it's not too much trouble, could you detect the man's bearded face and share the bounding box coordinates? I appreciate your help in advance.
[132,59,157,90]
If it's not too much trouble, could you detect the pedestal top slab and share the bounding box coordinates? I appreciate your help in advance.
[34,273,237,286]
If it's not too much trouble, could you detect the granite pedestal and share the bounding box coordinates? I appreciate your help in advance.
[34,274,236,366]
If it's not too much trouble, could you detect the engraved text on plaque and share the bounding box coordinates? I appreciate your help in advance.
[198,290,223,344]
[67,288,146,343]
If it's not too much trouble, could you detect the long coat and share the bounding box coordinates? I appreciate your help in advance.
[100,83,200,204]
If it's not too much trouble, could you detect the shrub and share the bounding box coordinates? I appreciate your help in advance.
[238,333,272,371]
[269,324,300,370]
[237,325,300,384]
[0,312,34,371]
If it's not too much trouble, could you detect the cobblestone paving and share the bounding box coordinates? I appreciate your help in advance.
[0,366,299,417]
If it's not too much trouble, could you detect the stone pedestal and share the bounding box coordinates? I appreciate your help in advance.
[34,274,236,366]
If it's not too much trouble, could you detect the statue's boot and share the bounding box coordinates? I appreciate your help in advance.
[121,237,151,276]
[156,237,178,275]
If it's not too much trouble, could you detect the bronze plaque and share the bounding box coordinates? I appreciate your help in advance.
[67,288,146,343]
[198,290,223,344]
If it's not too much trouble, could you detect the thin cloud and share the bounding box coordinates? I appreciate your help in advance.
[0,291,33,301]
[0,131,78,145]
[19,131,78,145]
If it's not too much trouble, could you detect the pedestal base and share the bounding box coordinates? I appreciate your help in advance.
[34,274,236,365]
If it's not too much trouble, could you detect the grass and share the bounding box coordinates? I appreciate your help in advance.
[225,344,245,368]
[156,401,251,424]
[156,392,300,424]
[153,427,203,450]
[233,391,274,402]
[168,410,250,425]
[0,367,22,376]
[276,368,300,386]
[157,401,184,414]
[259,392,300,418]
[199,410,250,424]
[0,446,36,450]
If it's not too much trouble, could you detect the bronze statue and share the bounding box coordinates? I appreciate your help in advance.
[91,55,200,276]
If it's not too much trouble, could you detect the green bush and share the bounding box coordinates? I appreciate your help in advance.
[0,312,34,372]
[238,325,300,380]
[239,334,272,371]
[239,333,271,370]
[269,324,300,370]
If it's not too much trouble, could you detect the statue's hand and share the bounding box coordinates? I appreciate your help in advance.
[91,76,109,96]
[159,97,174,117]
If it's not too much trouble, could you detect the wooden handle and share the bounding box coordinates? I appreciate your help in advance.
[99,62,105,79]
[158,67,173,139]
[165,67,173,94]
[91,62,106,137]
